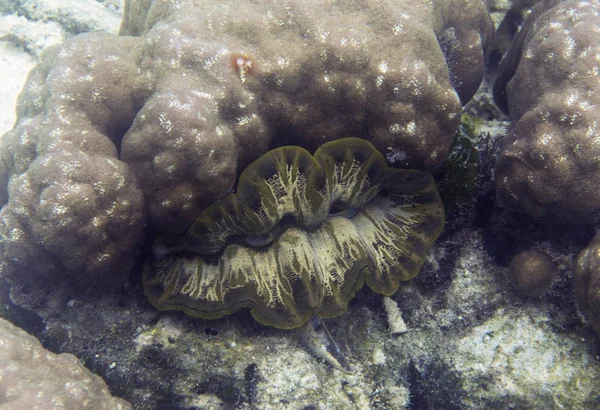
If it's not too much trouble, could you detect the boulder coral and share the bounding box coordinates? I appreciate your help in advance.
[120,0,492,234]
[493,0,600,222]
[0,317,132,409]
[0,0,492,291]
[508,249,558,297]
[0,34,146,289]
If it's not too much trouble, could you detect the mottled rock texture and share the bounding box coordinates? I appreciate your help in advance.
[0,317,132,409]
[493,0,600,222]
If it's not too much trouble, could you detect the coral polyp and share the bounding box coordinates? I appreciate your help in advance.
[144,138,444,329]
[230,53,256,83]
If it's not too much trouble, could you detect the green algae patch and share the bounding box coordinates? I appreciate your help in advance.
[144,138,444,329]
[436,114,482,210]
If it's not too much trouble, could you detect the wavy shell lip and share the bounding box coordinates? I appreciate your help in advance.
[144,138,444,329]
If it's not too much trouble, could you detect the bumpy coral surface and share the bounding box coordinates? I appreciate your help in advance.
[575,232,600,336]
[0,0,492,289]
[493,0,600,222]
[119,0,492,233]
[0,317,131,409]
[0,33,145,288]
[509,249,558,297]
[145,139,444,328]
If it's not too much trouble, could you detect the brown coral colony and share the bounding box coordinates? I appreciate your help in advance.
[509,250,558,298]
[0,0,496,324]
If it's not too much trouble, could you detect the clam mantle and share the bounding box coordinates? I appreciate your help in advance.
[145,138,444,328]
